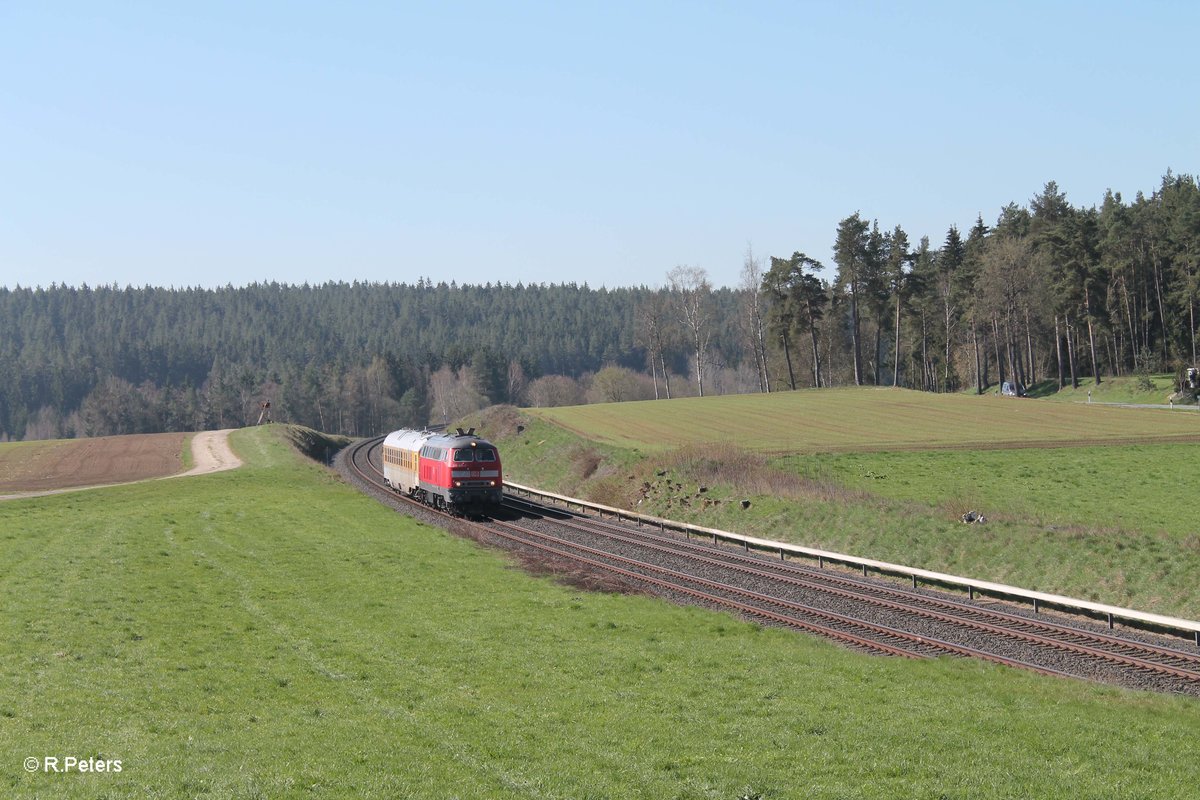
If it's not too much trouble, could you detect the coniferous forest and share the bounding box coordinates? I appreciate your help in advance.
[2,172,1197,441]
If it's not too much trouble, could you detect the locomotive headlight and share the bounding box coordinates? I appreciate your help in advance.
[454,480,462,487]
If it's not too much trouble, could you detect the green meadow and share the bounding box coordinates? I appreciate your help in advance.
[3,425,1198,798]
[786,444,1200,540]
[505,389,1200,619]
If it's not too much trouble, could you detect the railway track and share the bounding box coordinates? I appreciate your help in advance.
[340,435,1200,696]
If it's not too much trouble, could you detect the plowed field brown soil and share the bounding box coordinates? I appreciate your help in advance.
[0,432,188,493]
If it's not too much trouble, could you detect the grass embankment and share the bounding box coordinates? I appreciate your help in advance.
[504,390,1200,619]
[3,425,1198,797]
[475,406,638,497]
[1028,373,1191,405]
[280,424,354,463]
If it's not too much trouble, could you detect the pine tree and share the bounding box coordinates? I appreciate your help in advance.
[833,213,871,386]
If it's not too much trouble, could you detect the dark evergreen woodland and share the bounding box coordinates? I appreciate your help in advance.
[3,172,1197,440]
[0,281,743,439]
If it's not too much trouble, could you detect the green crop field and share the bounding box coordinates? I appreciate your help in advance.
[530,386,1200,453]
[3,425,1198,798]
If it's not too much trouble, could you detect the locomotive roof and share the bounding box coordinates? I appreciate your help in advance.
[382,428,435,449]
[424,430,496,449]
[383,427,497,451]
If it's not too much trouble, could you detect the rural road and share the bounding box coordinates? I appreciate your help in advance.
[169,429,243,478]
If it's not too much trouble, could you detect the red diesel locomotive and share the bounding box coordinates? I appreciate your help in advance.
[381,427,503,514]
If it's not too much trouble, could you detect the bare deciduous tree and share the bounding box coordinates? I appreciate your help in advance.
[739,244,771,393]
[526,375,585,408]
[429,365,487,425]
[667,265,715,397]
[635,292,674,399]
[587,365,649,403]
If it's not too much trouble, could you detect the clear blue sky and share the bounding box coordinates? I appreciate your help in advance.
[2,1,1195,290]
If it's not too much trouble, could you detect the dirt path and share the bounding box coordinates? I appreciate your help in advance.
[169,429,242,478]
[0,429,241,501]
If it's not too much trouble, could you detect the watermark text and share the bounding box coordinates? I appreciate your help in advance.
[24,756,123,774]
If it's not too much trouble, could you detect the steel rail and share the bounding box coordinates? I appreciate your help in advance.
[480,516,1078,678]
[503,495,1200,685]
[506,480,1200,645]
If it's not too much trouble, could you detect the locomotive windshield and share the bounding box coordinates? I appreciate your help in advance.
[451,447,497,462]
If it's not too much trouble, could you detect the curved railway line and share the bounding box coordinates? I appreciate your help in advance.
[340,435,1200,696]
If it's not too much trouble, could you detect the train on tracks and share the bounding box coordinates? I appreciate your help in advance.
[381,427,503,515]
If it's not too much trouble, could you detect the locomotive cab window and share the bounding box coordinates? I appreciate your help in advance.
[475,448,496,462]
[453,449,474,462]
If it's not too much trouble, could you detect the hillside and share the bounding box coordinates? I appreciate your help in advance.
[481,389,1200,618]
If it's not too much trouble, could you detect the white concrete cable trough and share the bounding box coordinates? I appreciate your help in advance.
[505,480,1200,647]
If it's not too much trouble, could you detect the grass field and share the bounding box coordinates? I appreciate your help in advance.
[3,425,1199,798]
[785,444,1200,539]
[530,387,1200,453]
[495,390,1200,619]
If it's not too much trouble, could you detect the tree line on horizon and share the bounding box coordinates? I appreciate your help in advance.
[753,171,1199,399]
[0,171,1195,441]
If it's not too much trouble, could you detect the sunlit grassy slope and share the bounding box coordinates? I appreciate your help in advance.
[500,390,1200,618]
[528,386,1200,452]
[3,426,1198,798]
[1030,373,1183,404]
